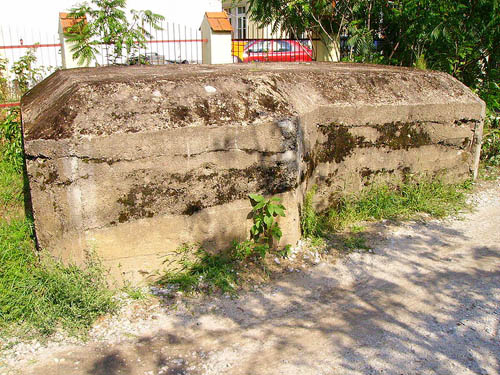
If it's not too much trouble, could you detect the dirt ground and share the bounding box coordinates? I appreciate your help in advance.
[1,179,499,375]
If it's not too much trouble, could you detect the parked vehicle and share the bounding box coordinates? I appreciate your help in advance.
[232,40,313,63]
[128,52,166,65]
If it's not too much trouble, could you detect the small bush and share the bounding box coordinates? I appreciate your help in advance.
[0,107,23,172]
[249,193,286,252]
[481,112,500,167]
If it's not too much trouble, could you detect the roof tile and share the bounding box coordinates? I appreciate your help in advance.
[59,12,86,33]
[205,12,233,32]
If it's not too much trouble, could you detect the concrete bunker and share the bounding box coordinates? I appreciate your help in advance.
[21,63,485,282]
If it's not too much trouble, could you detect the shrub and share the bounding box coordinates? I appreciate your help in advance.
[481,112,500,167]
[0,107,23,172]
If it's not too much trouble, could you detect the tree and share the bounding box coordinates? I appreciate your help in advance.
[247,0,499,111]
[65,0,164,65]
[11,47,45,94]
[247,0,345,57]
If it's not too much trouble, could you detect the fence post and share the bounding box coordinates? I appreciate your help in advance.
[58,12,91,69]
[200,12,233,64]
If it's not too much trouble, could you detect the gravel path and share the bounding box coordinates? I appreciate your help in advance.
[1,180,499,375]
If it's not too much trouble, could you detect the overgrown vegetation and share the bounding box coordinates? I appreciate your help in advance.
[158,194,289,294]
[0,108,23,171]
[300,178,472,245]
[326,179,472,230]
[482,111,500,167]
[0,110,117,340]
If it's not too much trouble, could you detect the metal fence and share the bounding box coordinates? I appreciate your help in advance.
[231,23,317,63]
[0,22,205,106]
[0,26,62,76]
[0,22,204,69]
[94,21,205,66]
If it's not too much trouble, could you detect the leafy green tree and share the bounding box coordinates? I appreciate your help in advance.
[247,0,499,109]
[247,0,348,58]
[11,48,44,94]
[0,58,9,102]
[65,0,164,65]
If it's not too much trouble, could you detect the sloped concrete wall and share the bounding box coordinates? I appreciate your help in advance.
[21,63,484,282]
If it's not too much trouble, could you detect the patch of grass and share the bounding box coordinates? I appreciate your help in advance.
[0,219,118,338]
[326,178,472,230]
[0,145,117,340]
[342,235,369,251]
[301,185,323,238]
[158,244,240,295]
[478,163,500,181]
[157,238,289,295]
[0,152,23,217]
[122,284,148,300]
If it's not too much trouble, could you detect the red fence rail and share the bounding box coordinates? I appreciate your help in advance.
[0,103,20,108]
[0,22,205,107]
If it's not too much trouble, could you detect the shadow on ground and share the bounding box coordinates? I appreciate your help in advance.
[26,213,500,375]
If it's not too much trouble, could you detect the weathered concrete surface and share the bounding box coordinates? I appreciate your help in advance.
[21,63,485,282]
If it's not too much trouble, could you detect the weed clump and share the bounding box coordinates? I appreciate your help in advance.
[301,185,323,239]
[300,178,472,242]
[325,179,472,230]
[0,218,118,338]
[158,194,290,295]
[157,244,241,295]
[481,112,500,167]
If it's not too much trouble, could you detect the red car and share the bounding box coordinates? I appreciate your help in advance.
[233,40,313,63]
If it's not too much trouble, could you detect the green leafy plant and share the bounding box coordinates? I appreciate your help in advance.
[11,47,45,95]
[65,0,164,65]
[0,58,10,102]
[0,107,23,171]
[301,185,323,238]
[249,193,286,252]
[482,112,500,167]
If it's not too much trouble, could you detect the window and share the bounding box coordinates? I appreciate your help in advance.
[236,6,247,39]
[227,5,247,39]
[273,41,292,52]
[248,41,270,53]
